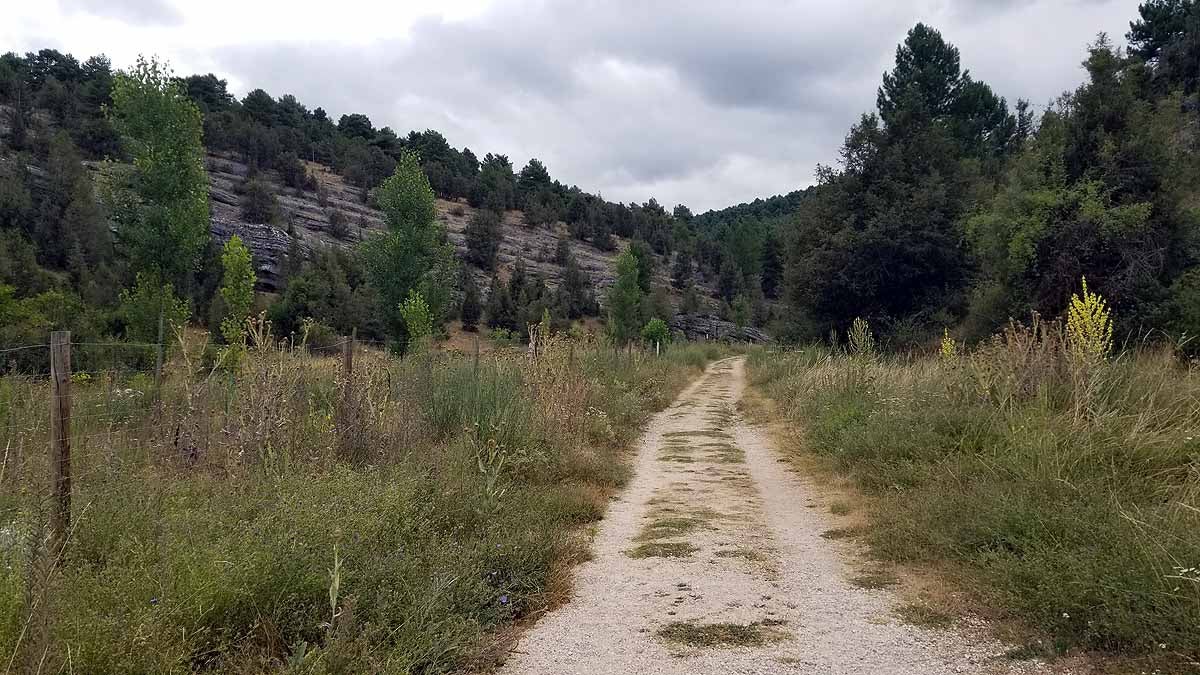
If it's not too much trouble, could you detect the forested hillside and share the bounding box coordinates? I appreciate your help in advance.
[705,2,1200,349]
[0,50,756,359]
[0,0,1197,355]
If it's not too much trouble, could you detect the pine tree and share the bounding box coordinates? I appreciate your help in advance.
[759,231,783,299]
[628,239,655,294]
[460,269,481,331]
[718,259,742,301]
[671,248,692,290]
[484,275,517,331]
[465,209,503,269]
[554,235,571,266]
[561,251,598,318]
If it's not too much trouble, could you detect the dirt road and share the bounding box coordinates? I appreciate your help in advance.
[500,356,1058,675]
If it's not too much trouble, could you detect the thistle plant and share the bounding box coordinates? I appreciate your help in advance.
[940,328,958,363]
[1066,276,1113,363]
[848,317,875,358]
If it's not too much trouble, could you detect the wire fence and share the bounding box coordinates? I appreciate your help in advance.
[0,331,417,515]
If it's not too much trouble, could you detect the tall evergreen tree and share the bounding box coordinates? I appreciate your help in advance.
[484,274,517,331]
[671,248,693,290]
[460,269,481,332]
[759,231,783,300]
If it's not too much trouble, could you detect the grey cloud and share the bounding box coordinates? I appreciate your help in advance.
[58,0,183,26]
[205,0,1143,211]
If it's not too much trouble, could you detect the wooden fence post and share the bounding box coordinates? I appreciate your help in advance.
[49,330,71,554]
[154,308,165,401]
[343,330,355,383]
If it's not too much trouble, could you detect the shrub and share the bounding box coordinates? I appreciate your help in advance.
[327,209,349,239]
[240,177,277,224]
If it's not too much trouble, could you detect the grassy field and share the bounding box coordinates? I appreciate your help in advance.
[0,330,723,673]
[747,325,1199,671]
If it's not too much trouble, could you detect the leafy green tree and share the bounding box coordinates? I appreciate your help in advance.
[607,249,643,346]
[1169,269,1200,355]
[120,273,190,346]
[398,290,433,352]
[360,149,456,348]
[179,73,234,114]
[277,151,311,190]
[554,235,571,266]
[107,56,210,294]
[218,235,255,346]
[784,24,1014,341]
[641,317,670,346]
[267,247,384,341]
[961,37,1196,339]
[337,113,374,140]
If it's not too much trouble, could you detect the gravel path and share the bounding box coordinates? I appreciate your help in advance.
[500,356,1062,675]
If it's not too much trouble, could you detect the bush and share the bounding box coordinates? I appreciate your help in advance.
[465,210,503,269]
[327,209,349,239]
[240,177,278,224]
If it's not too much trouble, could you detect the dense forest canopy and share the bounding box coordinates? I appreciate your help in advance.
[0,0,1197,355]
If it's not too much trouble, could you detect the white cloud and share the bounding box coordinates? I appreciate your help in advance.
[6,0,1143,211]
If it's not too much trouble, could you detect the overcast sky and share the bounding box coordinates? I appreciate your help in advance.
[4,0,1141,212]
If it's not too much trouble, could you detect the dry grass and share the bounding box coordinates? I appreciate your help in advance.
[748,331,1200,669]
[0,327,725,673]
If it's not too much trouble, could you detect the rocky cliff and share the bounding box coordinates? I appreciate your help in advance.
[204,152,679,301]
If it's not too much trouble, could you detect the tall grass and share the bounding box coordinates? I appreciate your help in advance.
[0,332,720,673]
[748,329,1200,668]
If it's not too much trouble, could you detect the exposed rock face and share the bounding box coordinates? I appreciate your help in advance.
[670,313,772,343]
[202,152,684,301]
[206,154,384,292]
